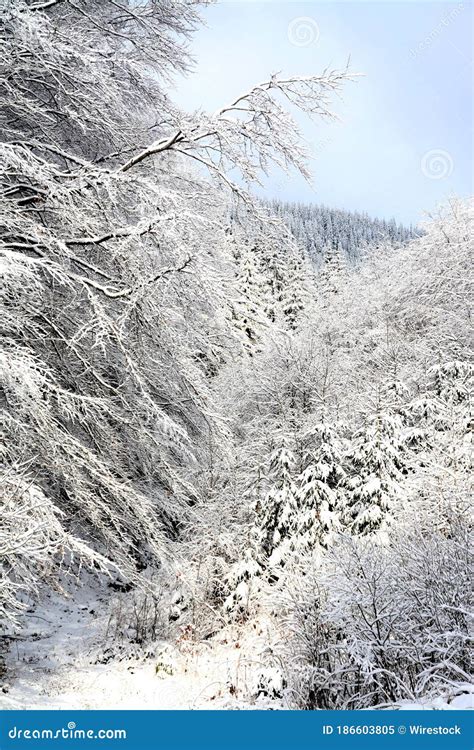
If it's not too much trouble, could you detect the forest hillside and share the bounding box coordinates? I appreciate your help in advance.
[0,0,472,711]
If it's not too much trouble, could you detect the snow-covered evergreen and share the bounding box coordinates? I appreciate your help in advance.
[344,412,407,539]
[255,439,299,570]
[266,199,420,266]
[296,422,345,551]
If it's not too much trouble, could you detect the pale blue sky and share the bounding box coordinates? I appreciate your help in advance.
[173,1,473,226]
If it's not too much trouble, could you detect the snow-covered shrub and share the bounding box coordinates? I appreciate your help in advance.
[284,504,472,709]
[98,582,190,663]
[250,666,285,701]
[223,550,263,616]
[154,645,178,678]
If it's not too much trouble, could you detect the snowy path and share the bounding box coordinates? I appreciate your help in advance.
[0,588,280,710]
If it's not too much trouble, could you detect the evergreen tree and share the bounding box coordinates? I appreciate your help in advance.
[232,240,267,350]
[318,243,348,300]
[296,422,346,551]
[223,436,299,612]
[256,439,299,569]
[280,252,307,329]
[345,412,407,539]
[428,361,473,406]
[265,199,420,266]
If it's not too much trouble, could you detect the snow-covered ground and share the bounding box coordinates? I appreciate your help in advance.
[394,691,474,711]
[1,582,472,711]
[0,582,286,710]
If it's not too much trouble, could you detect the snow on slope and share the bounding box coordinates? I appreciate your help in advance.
[0,582,285,711]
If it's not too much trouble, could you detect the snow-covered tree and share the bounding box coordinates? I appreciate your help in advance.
[317,243,348,300]
[231,240,267,351]
[344,411,407,539]
[0,471,110,629]
[428,361,472,407]
[1,0,353,624]
[257,227,311,332]
[280,252,308,330]
[223,547,263,616]
[255,439,299,570]
[296,422,346,551]
[266,199,419,266]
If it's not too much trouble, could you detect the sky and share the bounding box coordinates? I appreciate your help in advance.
[173,0,473,226]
